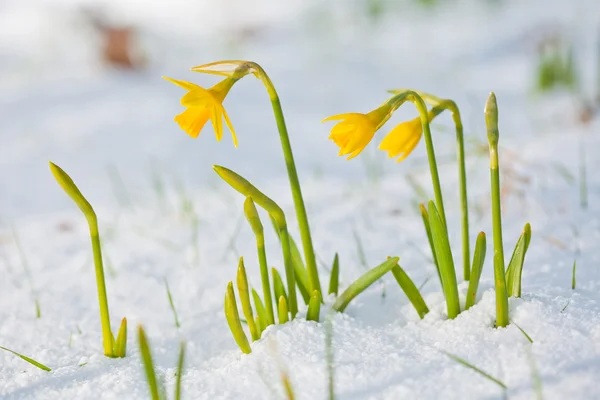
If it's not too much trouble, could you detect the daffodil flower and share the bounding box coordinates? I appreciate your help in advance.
[163,76,238,147]
[379,115,426,162]
[322,106,391,160]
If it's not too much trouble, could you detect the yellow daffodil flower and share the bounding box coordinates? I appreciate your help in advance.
[379,111,435,162]
[322,106,391,160]
[163,76,238,147]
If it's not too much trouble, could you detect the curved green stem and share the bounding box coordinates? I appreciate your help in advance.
[49,162,114,357]
[254,65,321,298]
[386,92,447,227]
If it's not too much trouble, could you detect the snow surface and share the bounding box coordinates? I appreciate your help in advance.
[1,0,600,398]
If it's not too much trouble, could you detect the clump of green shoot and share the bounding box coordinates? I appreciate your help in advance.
[138,326,186,400]
[535,35,577,92]
[49,162,127,358]
[214,166,419,353]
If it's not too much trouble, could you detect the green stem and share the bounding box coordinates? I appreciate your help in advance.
[258,68,321,297]
[485,93,508,328]
[90,227,114,356]
[387,92,447,227]
[447,103,470,281]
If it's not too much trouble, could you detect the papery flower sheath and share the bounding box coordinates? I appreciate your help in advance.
[163,76,238,147]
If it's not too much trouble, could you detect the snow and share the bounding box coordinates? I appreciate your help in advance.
[1,0,600,398]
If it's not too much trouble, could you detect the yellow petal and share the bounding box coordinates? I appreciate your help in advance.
[210,106,224,142]
[162,76,203,92]
[174,107,210,138]
[222,107,238,148]
[395,132,422,162]
[321,113,363,123]
[181,87,214,107]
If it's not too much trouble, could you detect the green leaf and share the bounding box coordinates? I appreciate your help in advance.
[252,289,268,335]
[332,257,399,313]
[0,345,51,371]
[137,326,160,400]
[571,259,577,290]
[427,201,460,319]
[236,257,259,341]
[328,253,339,296]
[306,290,321,322]
[113,317,127,358]
[165,279,180,328]
[174,342,186,400]
[272,268,288,321]
[506,223,532,298]
[224,282,251,354]
[465,232,486,310]
[288,234,310,304]
[445,351,507,391]
[390,264,429,319]
[420,204,441,287]
[278,295,289,324]
[244,197,275,326]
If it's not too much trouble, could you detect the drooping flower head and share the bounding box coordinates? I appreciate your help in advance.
[163,76,238,146]
[379,113,432,162]
[322,104,392,160]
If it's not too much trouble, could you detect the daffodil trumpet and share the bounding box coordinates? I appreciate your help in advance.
[189,60,322,299]
[390,89,471,281]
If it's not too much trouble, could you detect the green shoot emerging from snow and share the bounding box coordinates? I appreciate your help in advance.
[49,162,127,358]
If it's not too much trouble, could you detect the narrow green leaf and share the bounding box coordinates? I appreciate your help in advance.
[328,253,339,296]
[506,223,532,298]
[428,201,460,319]
[165,279,180,328]
[137,326,160,400]
[445,351,507,391]
[174,342,186,400]
[236,257,259,341]
[571,259,577,290]
[391,264,429,319]
[512,322,534,344]
[465,232,487,310]
[272,268,288,317]
[113,317,127,358]
[244,197,275,325]
[288,235,310,304]
[278,296,289,324]
[420,203,442,288]
[332,257,399,313]
[0,346,51,371]
[252,289,268,335]
[224,282,251,354]
[306,290,321,322]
